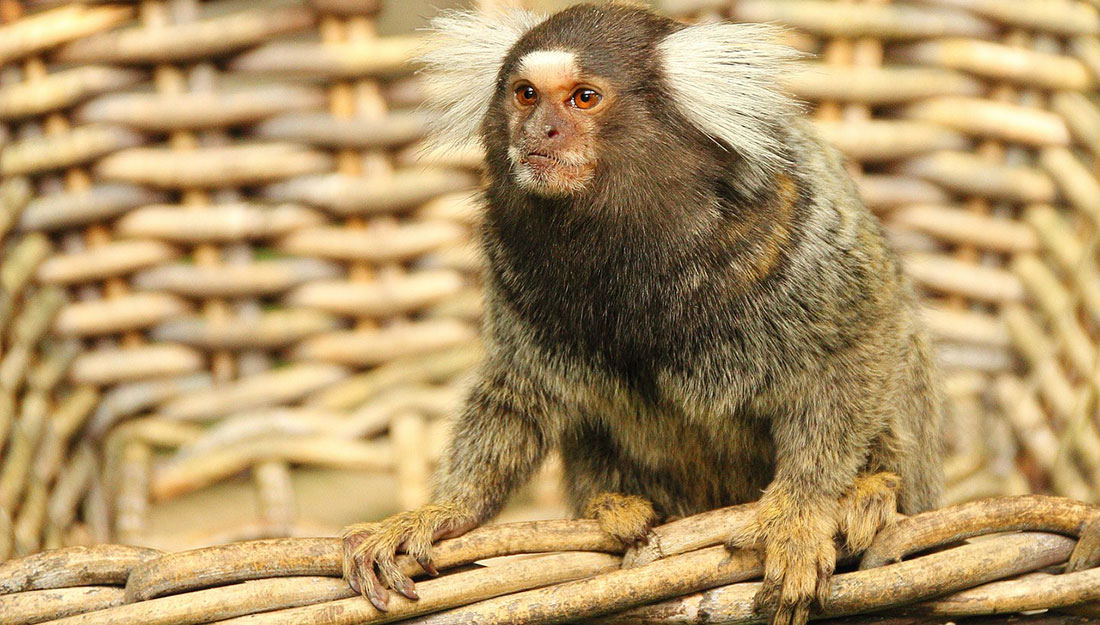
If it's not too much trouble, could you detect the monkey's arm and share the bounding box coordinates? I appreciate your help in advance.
[730,362,887,625]
[342,363,554,610]
[435,365,555,517]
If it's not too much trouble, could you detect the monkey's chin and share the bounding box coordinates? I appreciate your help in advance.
[514,159,594,197]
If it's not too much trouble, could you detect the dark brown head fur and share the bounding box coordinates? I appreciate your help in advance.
[477,5,804,395]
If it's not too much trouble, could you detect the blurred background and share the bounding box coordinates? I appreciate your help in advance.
[378,0,585,33]
[1,0,1099,559]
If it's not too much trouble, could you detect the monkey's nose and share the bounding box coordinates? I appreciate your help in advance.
[545,126,560,139]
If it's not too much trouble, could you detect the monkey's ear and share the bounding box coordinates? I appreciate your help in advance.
[658,22,803,182]
[418,10,544,153]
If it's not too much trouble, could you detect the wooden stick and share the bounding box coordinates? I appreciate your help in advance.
[595,532,1075,624]
[624,503,757,567]
[861,495,1099,569]
[2,586,125,624]
[209,552,620,625]
[405,545,763,625]
[44,576,355,625]
[919,568,1100,616]
[0,544,162,593]
[125,519,621,601]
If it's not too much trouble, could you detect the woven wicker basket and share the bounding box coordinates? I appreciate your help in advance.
[0,0,1098,563]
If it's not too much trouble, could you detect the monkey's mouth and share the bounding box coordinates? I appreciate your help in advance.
[523,151,562,167]
[522,151,590,175]
[514,149,595,195]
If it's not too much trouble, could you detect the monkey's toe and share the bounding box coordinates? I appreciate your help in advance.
[745,493,838,625]
[755,536,835,625]
[838,472,900,553]
[341,522,395,611]
[342,522,419,611]
[585,492,657,548]
[621,532,664,568]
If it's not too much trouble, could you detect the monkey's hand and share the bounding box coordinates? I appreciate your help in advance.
[341,503,477,611]
[584,492,657,548]
[727,491,838,625]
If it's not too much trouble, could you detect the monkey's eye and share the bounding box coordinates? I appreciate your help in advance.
[515,85,538,107]
[571,88,601,110]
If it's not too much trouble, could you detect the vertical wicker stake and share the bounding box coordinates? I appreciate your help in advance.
[963,28,1025,503]
[0,2,106,559]
[170,0,288,540]
[316,2,432,511]
[107,0,170,551]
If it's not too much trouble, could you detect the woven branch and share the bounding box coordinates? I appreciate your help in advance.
[2,495,1099,625]
[3,6,1100,625]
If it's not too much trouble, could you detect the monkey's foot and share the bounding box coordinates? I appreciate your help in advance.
[838,472,900,553]
[727,494,838,625]
[341,503,476,612]
[584,492,657,550]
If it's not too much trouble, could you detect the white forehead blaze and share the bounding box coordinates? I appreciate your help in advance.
[517,49,578,86]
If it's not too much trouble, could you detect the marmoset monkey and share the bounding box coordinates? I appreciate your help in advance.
[342,5,943,625]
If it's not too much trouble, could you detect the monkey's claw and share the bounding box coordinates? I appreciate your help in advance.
[341,521,418,611]
[341,504,475,611]
[754,538,835,625]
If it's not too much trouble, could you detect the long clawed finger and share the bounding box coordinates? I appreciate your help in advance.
[753,574,780,614]
[774,598,811,625]
[416,554,439,576]
[775,573,815,625]
[357,557,392,612]
[404,535,440,577]
[343,551,366,596]
[346,566,362,595]
[754,565,829,625]
[377,556,419,602]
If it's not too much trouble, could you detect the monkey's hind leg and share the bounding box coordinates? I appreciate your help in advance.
[585,492,658,548]
[838,472,901,553]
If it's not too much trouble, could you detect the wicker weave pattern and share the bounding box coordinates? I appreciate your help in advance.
[3,496,1100,624]
[0,0,1099,558]
[0,0,485,556]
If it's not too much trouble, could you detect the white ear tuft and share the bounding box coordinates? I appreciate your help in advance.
[418,9,545,154]
[658,22,803,182]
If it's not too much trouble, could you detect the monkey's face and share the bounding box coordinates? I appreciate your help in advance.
[425,5,799,204]
[502,50,610,197]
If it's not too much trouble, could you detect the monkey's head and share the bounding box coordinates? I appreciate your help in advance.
[495,48,608,197]
[421,4,800,200]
